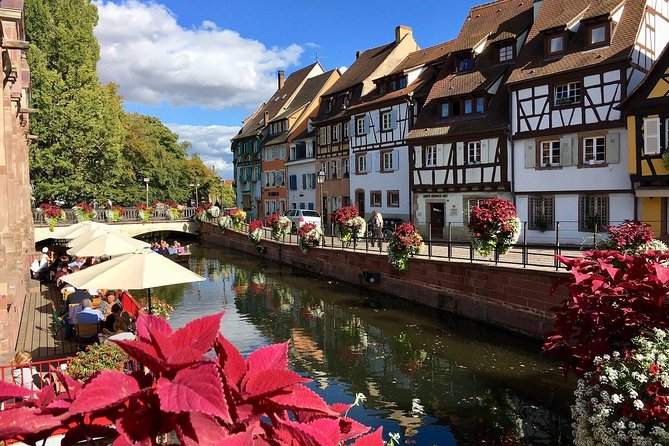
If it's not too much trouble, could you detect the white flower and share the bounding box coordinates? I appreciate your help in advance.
[633,399,644,410]
[611,394,623,404]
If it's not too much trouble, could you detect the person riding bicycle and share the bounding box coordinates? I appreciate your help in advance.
[368,210,384,248]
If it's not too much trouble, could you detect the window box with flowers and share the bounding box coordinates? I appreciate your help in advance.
[266,213,290,241]
[332,205,366,246]
[468,198,520,257]
[298,222,323,253]
[39,203,65,231]
[248,220,264,246]
[387,223,423,272]
[135,203,154,223]
[72,203,97,222]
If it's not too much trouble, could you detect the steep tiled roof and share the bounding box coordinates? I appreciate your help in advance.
[324,43,398,96]
[232,63,321,141]
[270,69,339,123]
[508,0,645,84]
[453,0,534,51]
[386,41,455,77]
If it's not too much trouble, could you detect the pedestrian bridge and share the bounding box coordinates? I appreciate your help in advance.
[33,207,200,243]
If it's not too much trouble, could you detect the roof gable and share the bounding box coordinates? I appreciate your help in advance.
[621,44,669,110]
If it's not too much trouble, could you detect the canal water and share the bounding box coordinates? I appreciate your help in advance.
[151,245,574,445]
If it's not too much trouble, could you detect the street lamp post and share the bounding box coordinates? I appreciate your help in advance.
[189,182,201,207]
[143,177,149,206]
[316,170,326,227]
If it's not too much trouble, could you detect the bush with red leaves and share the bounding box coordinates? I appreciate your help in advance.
[0,312,384,445]
[543,250,669,377]
[597,220,667,254]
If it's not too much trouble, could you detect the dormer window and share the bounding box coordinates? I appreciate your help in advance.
[587,21,610,47]
[458,58,474,72]
[545,32,566,56]
[440,102,450,117]
[326,98,333,113]
[497,44,514,62]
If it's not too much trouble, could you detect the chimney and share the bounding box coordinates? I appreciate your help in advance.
[395,25,412,43]
[356,50,361,59]
[533,0,543,20]
[277,70,285,90]
[263,111,269,126]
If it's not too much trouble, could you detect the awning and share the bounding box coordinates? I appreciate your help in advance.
[635,188,669,197]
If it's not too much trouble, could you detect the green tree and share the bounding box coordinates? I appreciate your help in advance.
[26,0,127,205]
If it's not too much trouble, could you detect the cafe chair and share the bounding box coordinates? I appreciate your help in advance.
[75,322,100,344]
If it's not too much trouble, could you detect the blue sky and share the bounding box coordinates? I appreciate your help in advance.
[94,0,484,177]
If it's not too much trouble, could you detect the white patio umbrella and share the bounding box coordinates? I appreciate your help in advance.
[53,221,113,240]
[62,248,204,314]
[67,232,150,257]
[67,227,115,248]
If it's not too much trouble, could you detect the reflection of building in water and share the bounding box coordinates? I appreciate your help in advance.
[291,328,324,363]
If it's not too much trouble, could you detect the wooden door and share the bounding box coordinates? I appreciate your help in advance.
[430,203,444,239]
[356,191,365,216]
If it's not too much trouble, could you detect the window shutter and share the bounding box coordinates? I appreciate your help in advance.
[391,109,398,130]
[392,148,400,170]
[364,115,371,134]
[349,119,355,138]
[257,167,262,181]
[480,139,489,163]
[524,141,536,168]
[373,152,381,171]
[560,137,572,166]
[437,145,445,166]
[311,173,316,189]
[456,142,464,165]
[289,175,296,190]
[301,174,307,189]
[643,118,660,155]
[365,152,371,172]
[607,132,620,164]
[415,147,423,168]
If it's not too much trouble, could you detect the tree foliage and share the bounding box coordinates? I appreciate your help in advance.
[25,0,227,206]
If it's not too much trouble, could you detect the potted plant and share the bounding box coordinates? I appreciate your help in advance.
[65,342,129,381]
[298,222,323,253]
[137,295,173,319]
[39,203,65,231]
[72,202,97,222]
[135,202,154,223]
[332,205,366,246]
[468,198,520,257]
[387,223,423,272]
[248,219,264,246]
[266,212,291,241]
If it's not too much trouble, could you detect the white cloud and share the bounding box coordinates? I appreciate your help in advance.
[166,123,240,179]
[94,1,303,109]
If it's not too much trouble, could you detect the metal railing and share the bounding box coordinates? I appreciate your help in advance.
[32,207,197,226]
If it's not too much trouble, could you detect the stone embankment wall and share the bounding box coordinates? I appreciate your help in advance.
[0,1,35,354]
[200,223,569,338]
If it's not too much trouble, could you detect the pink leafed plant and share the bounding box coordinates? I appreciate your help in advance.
[0,312,383,445]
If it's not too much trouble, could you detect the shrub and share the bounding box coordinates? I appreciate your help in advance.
[387,223,423,272]
[597,220,667,254]
[468,198,520,257]
[0,312,384,445]
[543,250,669,376]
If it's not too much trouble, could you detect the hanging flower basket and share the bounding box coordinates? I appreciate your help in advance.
[164,200,182,220]
[219,214,232,230]
[248,220,264,245]
[298,222,323,253]
[468,198,520,257]
[266,213,291,241]
[106,205,126,223]
[332,206,366,246]
[208,205,221,218]
[40,203,66,231]
[72,203,97,222]
[229,207,247,231]
[135,203,154,223]
[387,223,423,272]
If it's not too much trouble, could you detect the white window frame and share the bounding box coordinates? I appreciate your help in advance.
[382,151,393,171]
[343,158,349,176]
[356,117,365,135]
[330,160,338,179]
[467,141,481,164]
[555,81,581,106]
[319,127,327,145]
[332,124,339,142]
[357,154,367,173]
[583,136,606,164]
[540,140,560,167]
[425,146,437,167]
[590,24,606,45]
[381,111,392,131]
[499,45,513,62]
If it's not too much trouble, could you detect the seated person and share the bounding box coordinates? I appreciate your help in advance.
[77,298,104,324]
[103,303,123,333]
[68,256,85,269]
[97,291,116,315]
[53,264,70,289]
[105,312,136,343]
[10,351,41,390]
[156,239,170,256]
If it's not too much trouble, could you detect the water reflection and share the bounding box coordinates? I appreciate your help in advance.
[160,247,573,445]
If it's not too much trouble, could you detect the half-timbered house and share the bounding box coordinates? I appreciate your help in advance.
[311,26,418,224]
[620,45,669,235]
[231,64,323,219]
[262,69,340,216]
[347,41,454,223]
[407,0,533,239]
[507,0,669,243]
